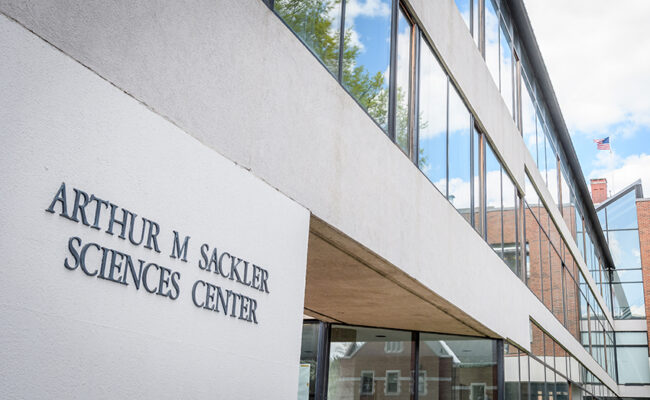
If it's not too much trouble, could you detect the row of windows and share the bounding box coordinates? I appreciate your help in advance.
[505,322,617,400]
[299,320,618,400]
[273,0,524,272]
[597,189,645,320]
[454,0,617,313]
[455,0,587,241]
[300,321,498,400]
[271,0,618,383]
[523,174,616,379]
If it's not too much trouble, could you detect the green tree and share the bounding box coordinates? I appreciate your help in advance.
[275,0,427,167]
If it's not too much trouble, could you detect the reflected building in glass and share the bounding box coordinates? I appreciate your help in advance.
[592,179,650,385]
[9,0,650,398]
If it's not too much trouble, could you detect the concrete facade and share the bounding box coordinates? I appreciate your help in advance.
[0,0,631,398]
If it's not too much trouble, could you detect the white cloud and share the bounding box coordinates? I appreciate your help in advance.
[589,152,650,195]
[345,0,391,21]
[524,0,650,135]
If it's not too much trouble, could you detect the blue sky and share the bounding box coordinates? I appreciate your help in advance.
[525,0,650,198]
[346,0,650,200]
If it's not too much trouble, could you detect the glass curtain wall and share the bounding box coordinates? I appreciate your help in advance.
[615,332,650,384]
[598,189,645,319]
[524,174,615,377]
[507,322,616,400]
[313,323,499,400]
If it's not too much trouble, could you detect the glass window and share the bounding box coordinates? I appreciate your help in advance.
[616,332,649,345]
[608,230,641,268]
[360,370,374,395]
[274,0,342,76]
[419,333,497,400]
[328,325,412,399]
[503,174,519,274]
[499,20,514,116]
[544,132,558,205]
[448,84,472,223]
[418,38,447,193]
[520,352,530,400]
[536,113,546,183]
[298,321,321,399]
[486,142,503,256]
[504,344,520,400]
[597,208,606,230]
[472,0,479,46]
[611,268,643,283]
[605,191,638,230]
[485,0,500,88]
[395,8,412,153]
[522,77,537,160]
[525,204,542,301]
[550,247,564,325]
[616,347,650,384]
[342,0,392,131]
[612,282,646,319]
[473,128,483,235]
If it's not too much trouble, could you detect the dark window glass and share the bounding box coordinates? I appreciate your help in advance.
[395,8,412,153]
[274,0,342,76]
[328,325,412,399]
[448,84,472,222]
[520,352,530,400]
[419,333,497,400]
[342,0,392,131]
[298,321,320,398]
[605,190,638,230]
[505,344,520,400]
[417,39,447,192]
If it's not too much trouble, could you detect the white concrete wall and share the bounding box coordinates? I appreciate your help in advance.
[0,14,310,399]
[0,0,618,393]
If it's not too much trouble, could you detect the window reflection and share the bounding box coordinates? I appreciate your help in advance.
[612,282,646,319]
[396,8,412,153]
[448,85,472,223]
[485,0,500,88]
[328,325,412,400]
[604,191,638,230]
[274,0,342,76]
[342,0,392,131]
[499,21,514,116]
[418,38,448,193]
[419,333,497,400]
[608,230,641,268]
[485,143,503,257]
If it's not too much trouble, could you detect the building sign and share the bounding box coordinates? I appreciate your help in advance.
[46,182,271,324]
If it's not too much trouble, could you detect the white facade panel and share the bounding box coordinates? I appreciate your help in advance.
[0,14,310,399]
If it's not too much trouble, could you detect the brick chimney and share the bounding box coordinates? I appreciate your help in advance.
[590,178,608,204]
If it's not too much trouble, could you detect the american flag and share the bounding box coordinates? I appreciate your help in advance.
[593,137,611,150]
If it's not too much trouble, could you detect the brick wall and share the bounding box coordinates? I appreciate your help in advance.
[637,199,650,348]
